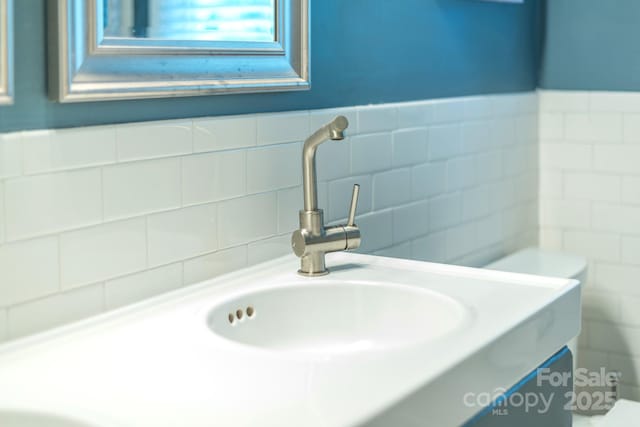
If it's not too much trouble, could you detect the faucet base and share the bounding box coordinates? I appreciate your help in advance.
[292,209,362,275]
[297,269,329,277]
[297,251,328,276]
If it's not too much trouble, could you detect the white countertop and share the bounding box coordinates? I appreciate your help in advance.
[0,253,580,427]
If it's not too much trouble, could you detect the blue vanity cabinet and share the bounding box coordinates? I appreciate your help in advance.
[464,347,573,427]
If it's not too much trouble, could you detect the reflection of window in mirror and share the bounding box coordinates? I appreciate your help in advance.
[103,0,276,42]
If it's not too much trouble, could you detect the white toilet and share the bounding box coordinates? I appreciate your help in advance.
[485,247,587,370]
[487,248,640,426]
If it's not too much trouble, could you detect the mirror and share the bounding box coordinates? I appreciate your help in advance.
[48,0,309,102]
[0,0,13,105]
[103,0,276,42]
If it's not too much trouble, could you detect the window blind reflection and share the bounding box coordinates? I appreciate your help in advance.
[104,0,276,42]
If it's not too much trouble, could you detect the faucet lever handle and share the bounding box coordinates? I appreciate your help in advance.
[347,184,360,226]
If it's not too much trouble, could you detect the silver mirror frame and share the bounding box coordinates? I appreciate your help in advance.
[0,0,13,105]
[48,0,310,103]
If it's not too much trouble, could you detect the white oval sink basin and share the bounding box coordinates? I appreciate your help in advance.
[207,281,468,354]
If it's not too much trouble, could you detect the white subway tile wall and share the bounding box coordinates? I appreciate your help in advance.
[115,120,192,161]
[23,127,117,174]
[105,263,183,310]
[539,90,640,400]
[0,93,538,341]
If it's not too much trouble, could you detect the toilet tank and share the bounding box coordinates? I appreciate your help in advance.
[485,247,587,372]
[485,247,587,284]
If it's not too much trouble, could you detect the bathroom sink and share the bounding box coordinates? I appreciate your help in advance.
[0,253,580,427]
[207,281,468,354]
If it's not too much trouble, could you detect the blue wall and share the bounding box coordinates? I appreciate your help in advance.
[0,0,541,132]
[540,0,640,91]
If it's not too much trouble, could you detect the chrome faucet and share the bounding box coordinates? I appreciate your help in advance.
[291,116,361,276]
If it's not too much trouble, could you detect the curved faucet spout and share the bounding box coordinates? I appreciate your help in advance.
[302,116,349,211]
